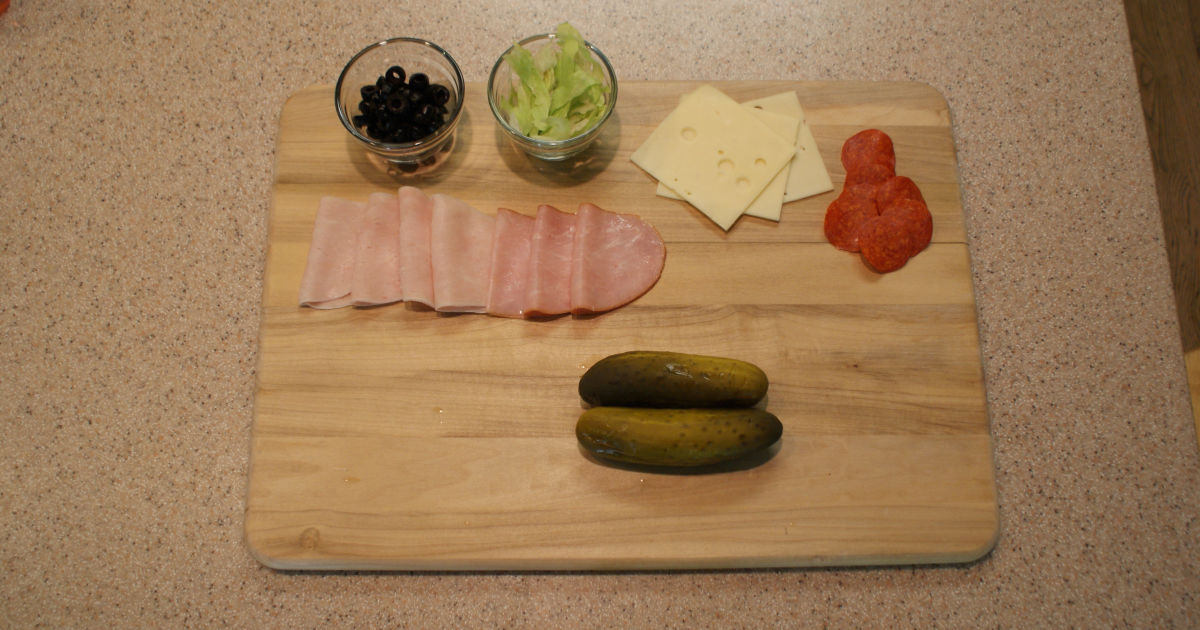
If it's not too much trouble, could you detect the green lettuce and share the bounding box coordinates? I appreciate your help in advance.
[500,22,611,141]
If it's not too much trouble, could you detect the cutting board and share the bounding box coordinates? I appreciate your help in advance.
[245,80,998,570]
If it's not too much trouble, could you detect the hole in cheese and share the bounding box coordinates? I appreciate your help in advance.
[754,158,767,167]
[680,127,697,141]
[736,177,750,189]
[718,159,734,175]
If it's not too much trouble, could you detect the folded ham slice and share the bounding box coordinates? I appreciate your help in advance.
[524,205,576,317]
[299,190,666,317]
[430,194,495,313]
[351,192,404,306]
[396,186,434,307]
[486,208,536,318]
[570,202,666,314]
[299,196,366,309]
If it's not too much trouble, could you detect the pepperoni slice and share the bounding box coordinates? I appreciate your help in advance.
[840,129,896,174]
[858,214,917,273]
[881,198,933,257]
[845,162,895,189]
[876,176,925,208]
[823,192,878,252]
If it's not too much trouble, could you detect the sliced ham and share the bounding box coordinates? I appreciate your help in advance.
[486,208,536,318]
[430,193,495,313]
[524,205,576,317]
[396,186,434,307]
[299,190,666,317]
[351,192,405,306]
[298,196,366,309]
[570,203,666,314]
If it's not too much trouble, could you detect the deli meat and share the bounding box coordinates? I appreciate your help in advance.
[298,196,366,309]
[430,193,495,313]
[524,205,577,317]
[486,208,535,318]
[298,189,665,317]
[351,193,404,306]
[396,186,434,307]
[570,202,666,314]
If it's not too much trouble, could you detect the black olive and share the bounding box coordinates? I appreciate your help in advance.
[429,84,450,105]
[387,93,409,114]
[393,123,417,141]
[354,68,452,143]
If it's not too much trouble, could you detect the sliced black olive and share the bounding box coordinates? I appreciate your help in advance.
[353,69,452,143]
[429,84,450,105]
[418,103,438,119]
[387,93,409,114]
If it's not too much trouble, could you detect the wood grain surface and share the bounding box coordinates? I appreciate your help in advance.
[1124,0,1200,351]
[245,81,998,570]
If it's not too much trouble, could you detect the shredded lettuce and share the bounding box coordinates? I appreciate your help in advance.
[500,22,611,141]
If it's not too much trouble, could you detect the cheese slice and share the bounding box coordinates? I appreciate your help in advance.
[631,85,795,231]
[657,106,800,221]
[743,91,833,202]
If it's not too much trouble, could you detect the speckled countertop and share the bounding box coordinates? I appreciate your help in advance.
[2,1,1197,627]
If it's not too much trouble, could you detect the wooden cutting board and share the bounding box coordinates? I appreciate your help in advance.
[245,80,998,570]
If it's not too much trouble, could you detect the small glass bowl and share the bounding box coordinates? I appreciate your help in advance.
[487,33,617,161]
[335,37,465,175]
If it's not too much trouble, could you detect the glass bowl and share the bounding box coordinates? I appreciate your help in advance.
[487,33,617,161]
[335,37,465,175]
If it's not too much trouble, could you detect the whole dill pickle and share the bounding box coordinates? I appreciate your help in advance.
[575,407,783,467]
[579,351,768,408]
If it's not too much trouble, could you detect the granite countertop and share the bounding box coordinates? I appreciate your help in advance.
[3,1,1197,627]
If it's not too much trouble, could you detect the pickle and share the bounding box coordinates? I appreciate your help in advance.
[575,406,783,467]
[579,351,768,408]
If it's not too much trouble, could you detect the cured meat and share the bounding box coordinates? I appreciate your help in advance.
[881,198,933,257]
[859,214,920,273]
[840,128,896,173]
[351,192,405,306]
[876,175,925,208]
[823,192,878,252]
[844,161,894,189]
[396,186,435,307]
[570,203,665,314]
[486,208,536,318]
[299,190,666,316]
[430,194,495,313]
[524,205,576,317]
[299,196,366,309]
[825,129,932,272]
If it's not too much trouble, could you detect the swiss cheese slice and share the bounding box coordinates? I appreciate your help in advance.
[631,85,795,231]
[743,91,833,202]
[657,106,800,221]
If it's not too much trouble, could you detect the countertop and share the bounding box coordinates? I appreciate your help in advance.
[2,1,1197,627]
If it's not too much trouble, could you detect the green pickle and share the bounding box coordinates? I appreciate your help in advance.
[578,351,769,408]
[575,407,783,467]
